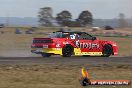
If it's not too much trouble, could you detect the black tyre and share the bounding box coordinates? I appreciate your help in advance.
[102,44,113,57]
[41,53,51,57]
[62,45,73,57]
[83,55,90,57]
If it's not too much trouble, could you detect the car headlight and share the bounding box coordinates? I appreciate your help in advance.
[112,43,117,46]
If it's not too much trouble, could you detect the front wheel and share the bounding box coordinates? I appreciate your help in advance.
[102,44,113,57]
[41,53,51,57]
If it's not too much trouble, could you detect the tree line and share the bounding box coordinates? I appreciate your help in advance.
[38,7,93,27]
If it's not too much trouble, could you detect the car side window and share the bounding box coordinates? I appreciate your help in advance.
[69,33,80,39]
[79,33,92,40]
[70,35,76,39]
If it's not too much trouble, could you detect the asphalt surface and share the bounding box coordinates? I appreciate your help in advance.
[0,57,131,65]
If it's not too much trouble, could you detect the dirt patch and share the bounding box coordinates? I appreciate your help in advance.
[0,50,40,57]
[0,64,131,88]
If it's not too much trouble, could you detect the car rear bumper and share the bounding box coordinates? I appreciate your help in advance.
[31,48,62,55]
[31,50,42,54]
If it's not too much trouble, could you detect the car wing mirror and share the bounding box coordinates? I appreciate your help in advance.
[92,37,96,40]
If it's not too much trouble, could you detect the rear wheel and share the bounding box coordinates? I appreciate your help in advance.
[102,44,113,57]
[62,45,73,57]
[83,55,90,57]
[41,53,51,57]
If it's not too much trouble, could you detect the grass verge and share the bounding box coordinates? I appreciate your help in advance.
[0,64,131,88]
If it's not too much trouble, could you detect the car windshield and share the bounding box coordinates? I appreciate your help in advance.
[48,32,68,38]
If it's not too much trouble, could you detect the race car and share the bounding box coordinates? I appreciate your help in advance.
[31,31,118,57]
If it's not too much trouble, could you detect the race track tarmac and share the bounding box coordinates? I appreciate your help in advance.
[0,57,131,65]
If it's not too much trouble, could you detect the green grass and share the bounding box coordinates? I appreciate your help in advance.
[0,64,131,88]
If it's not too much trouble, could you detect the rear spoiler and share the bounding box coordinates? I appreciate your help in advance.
[33,38,52,40]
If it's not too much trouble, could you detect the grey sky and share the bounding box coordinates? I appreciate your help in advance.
[0,0,131,19]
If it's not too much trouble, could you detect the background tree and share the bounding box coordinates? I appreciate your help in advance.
[77,10,93,26]
[118,13,127,28]
[38,7,53,26]
[56,10,72,26]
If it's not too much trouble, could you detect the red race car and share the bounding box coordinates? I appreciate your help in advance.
[31,31,118,57]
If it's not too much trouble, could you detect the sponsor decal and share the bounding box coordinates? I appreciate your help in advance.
[56,44,61,48]
[75,41,100,49]
[63,41,69,44]
[56,48,61,50]
[43,45,48,48]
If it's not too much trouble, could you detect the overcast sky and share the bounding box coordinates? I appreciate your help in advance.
[0,0,131,19]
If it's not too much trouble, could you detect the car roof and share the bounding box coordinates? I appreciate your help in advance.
[55,31,86,34]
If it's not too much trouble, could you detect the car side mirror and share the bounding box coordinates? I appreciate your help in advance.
[92,37,96,40]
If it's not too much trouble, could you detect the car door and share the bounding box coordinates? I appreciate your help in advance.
[75,33,102,55]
